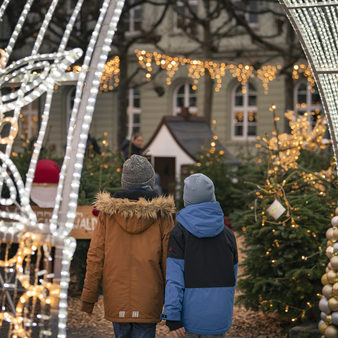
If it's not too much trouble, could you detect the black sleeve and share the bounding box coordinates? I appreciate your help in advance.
[167,224,185,259]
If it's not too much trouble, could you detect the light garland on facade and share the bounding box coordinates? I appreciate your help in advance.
[100,56,120,92]
[71,54,314,95]
[134,49,312,94]
[292,64,316,92]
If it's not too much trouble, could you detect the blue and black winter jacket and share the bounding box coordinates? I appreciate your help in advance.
[162,201,238,335]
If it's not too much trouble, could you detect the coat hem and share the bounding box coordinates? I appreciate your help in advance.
[184,325,229,335]
[105,315,161,323]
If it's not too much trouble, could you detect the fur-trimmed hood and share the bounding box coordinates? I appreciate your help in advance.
[94,192,175,234]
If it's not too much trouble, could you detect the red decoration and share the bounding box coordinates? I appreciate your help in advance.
[33,159,60,184]
[92,207,99,217]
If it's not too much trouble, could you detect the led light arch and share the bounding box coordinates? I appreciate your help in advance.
[0,0,124,337]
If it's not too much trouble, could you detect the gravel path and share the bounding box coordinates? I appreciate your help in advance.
[66,296,286,337]
[67,235,287,337]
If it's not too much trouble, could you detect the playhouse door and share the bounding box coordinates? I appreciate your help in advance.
[154,157,176,195]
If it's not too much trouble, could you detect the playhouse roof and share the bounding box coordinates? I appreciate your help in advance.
[144,115,240,165]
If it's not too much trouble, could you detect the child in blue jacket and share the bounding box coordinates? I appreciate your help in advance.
[162,173,238,337]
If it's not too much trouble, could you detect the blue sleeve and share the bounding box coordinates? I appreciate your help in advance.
[162,225,185,321]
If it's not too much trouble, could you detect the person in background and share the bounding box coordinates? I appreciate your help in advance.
[81,155,175,338]
[154,172,163,195]
[122,133,143,160]
[162,173,238,338]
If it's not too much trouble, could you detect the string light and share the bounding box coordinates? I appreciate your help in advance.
[135,49,288,93]
[292,64,316,92]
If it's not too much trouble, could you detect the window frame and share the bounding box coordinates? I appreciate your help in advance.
[173,0,198,33]
[173,82,198,116]
[231,83,258,140]
[20,101,39,139]
[232,0,259,27]
[127,87,141,139]
[125,0,142,34]
[294,81,323,129]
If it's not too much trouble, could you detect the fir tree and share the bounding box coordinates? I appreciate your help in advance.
[231,107,338,322]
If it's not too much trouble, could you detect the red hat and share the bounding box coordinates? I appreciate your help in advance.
[33,159,60,184]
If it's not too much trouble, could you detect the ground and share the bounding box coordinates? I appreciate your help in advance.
[66,234,288,337]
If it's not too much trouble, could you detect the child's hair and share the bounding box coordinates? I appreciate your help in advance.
[132,133,142,141]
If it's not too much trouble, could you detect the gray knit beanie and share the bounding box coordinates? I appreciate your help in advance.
[183,173,216,206]
[121,155,155,189]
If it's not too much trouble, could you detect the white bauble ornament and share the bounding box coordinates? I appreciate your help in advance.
[332,311,338,325]
[332,216,338,228]
[319,297,331,314]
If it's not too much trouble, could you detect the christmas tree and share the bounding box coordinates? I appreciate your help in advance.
[231,106,338,322]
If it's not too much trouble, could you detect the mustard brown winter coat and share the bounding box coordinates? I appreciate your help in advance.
[81,191,175,323]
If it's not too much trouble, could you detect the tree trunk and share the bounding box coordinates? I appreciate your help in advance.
[117,49,128,149]
[283,22,296,132]
[203,74,214,125]
[202,22,214,126]
[283,70,294,132]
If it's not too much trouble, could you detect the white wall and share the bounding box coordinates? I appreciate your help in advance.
[145,124,195,177]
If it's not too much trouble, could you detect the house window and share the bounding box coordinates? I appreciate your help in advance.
[174,0,198,33]
[295,82,323,128]
[127,88,141,139]
[125,0,142,33]
[173,83,197,115]
[233,0,258,26]
[232,83,257,139]
[20,101,39,139]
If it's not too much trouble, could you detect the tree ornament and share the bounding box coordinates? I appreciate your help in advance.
[335,207,338,216]
[332,311,338,325]
[331,256,338,270]
[333,283,338,297]
[333,227,338,240]
[329,240,335,247]
[328,297,338,311]
[325,325,338,338]
[327,246,335,259]
[327,228,334,241]
[321,312,327,321]
[266,199,286,220]
[319,297,331,314]
[323,285,333,298]
[327,270,336,283]
[334,242,338,253]
[326,314,332,323]
[322,274,329,285]
[332,216,338,228]
[319,320,328,334]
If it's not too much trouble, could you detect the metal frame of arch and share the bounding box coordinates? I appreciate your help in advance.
[279,0,338,162]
